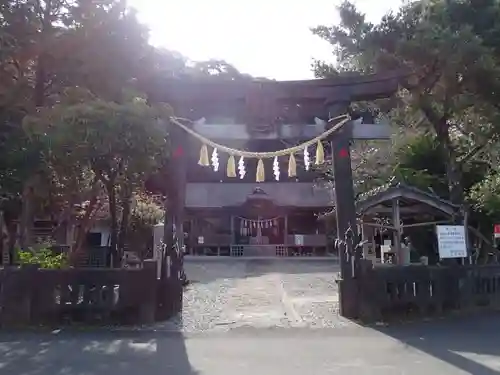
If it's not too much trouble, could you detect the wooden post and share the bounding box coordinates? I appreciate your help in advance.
[392,198,401,264]
[362,224,372,259]
[463,209,471,265]
[230,215,235,246]
[284,214,288,245]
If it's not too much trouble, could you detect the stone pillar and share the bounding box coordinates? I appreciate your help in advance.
[1,265,38,326]
[138,260,158,324]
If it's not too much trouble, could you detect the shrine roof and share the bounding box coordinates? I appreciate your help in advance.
[158,70,404,102]
[185,182,333,208]
[319,181,460,220]
[164,70,402,86]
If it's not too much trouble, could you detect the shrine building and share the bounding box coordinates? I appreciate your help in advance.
[146,73,399,257]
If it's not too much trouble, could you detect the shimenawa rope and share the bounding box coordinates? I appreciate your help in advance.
[169,114,350,181]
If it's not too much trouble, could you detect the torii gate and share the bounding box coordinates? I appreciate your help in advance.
[146,71,400,319]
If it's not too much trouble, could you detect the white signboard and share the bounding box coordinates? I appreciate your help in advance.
[294,235,304,246]
[436,225,467,259]
[197,236,204,244]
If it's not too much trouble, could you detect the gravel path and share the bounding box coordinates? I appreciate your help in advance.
[154,258,352,332]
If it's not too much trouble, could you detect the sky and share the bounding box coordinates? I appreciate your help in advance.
[127,0,403,80]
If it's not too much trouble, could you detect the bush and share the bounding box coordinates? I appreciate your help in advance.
[18,247,68,269]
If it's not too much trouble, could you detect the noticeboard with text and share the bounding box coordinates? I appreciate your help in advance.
[436,225,467,259]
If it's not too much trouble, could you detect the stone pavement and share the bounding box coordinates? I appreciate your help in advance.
[3,316,500,374]
[155,257,351,332]
[2,258,500,374]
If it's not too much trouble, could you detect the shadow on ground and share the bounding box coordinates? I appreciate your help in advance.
[375,312,500,375]
[0,330,198,375]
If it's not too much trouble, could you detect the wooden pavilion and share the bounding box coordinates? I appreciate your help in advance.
[320,182,462,264]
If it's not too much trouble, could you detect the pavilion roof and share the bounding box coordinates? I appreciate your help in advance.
[319,181,460,220]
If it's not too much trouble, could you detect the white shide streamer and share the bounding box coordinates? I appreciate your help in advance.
[304,146,310,171]
[273,156,280,181]
[211,148,219,171]
[238,156,246,179]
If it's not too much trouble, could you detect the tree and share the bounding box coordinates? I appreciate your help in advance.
[0,0,254,262]
[0,0,160,251]
[312,0,500,207]
[310,0,500,259]
[189,59,253,80]
[24,93,171,266]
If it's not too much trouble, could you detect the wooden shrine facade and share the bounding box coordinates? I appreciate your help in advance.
[184,186,332,257]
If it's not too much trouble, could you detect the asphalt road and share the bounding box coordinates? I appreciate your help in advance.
[2,258,500,375]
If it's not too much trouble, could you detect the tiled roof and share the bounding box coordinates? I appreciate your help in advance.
[320,180,459,219]
[185,182,334,208]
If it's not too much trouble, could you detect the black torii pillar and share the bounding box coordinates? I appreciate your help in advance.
[157,123,187,320]
[329,115,361,319]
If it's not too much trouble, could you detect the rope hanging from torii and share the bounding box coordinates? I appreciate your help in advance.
[169,114,350,182]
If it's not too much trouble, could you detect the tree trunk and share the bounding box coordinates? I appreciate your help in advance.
[7,220,17,265]
[107,182,119,267]
[71,199,99,265]
[434,119,464,206]
[34,0,52,107]
[70,181,103,265]
[51,195,78,236]
[34,55,47,107]
[0,210,8,265]
[117,192,132,261]
[18,2,51,250]
[417,95,464,206]
[19,179,35,249]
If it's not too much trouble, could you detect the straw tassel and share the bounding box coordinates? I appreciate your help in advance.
[227,155,236,177]
[256,159,265,182]
[198,144,209,166]
[315,140,325,165]
[288,153,297,177]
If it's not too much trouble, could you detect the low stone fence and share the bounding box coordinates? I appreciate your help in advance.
[0,261,161,327]
[357,263,500,322]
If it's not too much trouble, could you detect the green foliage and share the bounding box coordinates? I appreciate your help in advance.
[312,0,500,205]
[0,0,255,258]
[22,94,171,259]
[24,94,171,190]
[395,133,491,198]
[394,134,448,196]
[470,171,500,218]
[18,248,68,269]
[130,194,164,227]
[311,1,500,254]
